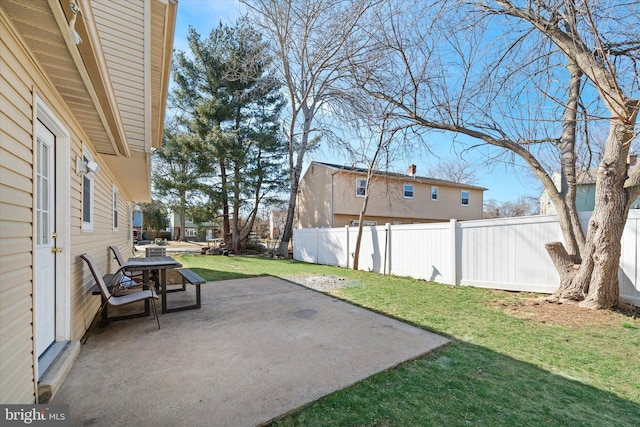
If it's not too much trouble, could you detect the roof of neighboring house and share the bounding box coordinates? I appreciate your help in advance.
[312,162,488,191]
[576,169,598,185]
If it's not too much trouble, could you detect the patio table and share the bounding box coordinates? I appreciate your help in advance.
[124,256,182,314]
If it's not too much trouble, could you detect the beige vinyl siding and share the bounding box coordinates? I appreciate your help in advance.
[92,0,146,152]
[297,163,485,229]
[1,8,141,402]
[297,164,334,228]
[0,13,37,403]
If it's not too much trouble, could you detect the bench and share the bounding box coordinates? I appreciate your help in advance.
[162,268,207,313]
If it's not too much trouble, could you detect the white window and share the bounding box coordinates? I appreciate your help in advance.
[112,186,119,231]
[185,228,198,237]
[431,186,439,201]
[461,190,470,206]
[351,220,377,226]
[403,183,415,199]
[356,178,367,197]
[82,149,95,231]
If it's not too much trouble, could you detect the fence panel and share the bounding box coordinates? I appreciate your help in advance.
[347,226,386,273]
[620,213,639,305]
[292,228,320,264]
[458,215,562,292]
[317,228,348,267]
[293,211,640,303]
[389,223,453,283]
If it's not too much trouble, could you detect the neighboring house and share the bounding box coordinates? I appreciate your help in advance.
[540,156,640,214]
[0,0,176,403]
[168,212,219,241]
[269,209,288,240]
[132,205,143,241]
[297,162,487,228]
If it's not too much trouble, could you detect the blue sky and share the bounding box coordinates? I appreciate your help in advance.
[173,0,541,204]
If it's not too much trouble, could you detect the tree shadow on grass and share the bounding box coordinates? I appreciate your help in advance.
[269,340,640,427]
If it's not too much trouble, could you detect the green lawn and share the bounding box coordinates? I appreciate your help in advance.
[175,254,640,426]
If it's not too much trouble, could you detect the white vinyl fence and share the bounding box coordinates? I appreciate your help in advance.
[293,210,640,306]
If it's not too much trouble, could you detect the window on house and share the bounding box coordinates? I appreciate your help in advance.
[431,186,439,201]
[356,178,367,197]
[82,149,94,231]
[186,228,198,237]
[112,186,119,231]
[351,220,377,226]
[461,190,470,206]
[403,183,415,199]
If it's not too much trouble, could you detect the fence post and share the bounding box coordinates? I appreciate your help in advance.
[345,225,350,269]
[450,219,458,285]
[384,223,391,275]
[315,228,319,264]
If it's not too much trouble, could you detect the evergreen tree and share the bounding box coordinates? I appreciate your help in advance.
[172,19,286,252]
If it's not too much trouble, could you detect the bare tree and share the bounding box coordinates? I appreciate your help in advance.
[427,157,479,184]
[348,115,400,270]
[355,0,640,308]
[242,0,378,256]
[484,197,539,218]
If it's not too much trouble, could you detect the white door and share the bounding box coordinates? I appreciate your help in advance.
[35,120,56,357]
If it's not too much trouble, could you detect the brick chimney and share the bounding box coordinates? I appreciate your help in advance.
[408,164,416,176]
[628,153,637,167]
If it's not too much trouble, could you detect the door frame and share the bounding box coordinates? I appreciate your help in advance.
[32,93,71,378]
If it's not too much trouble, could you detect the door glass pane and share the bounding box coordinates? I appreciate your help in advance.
[36,138,51,245]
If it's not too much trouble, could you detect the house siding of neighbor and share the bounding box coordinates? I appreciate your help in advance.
[297,162,486,228]
[168,212,219,241]
[540,155,640,215]
[0,0,176,403]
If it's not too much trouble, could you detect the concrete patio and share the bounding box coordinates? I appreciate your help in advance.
[52,276,449,426]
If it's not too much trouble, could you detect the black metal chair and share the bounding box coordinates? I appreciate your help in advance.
[108,245,143,283]
[80,253,160,343]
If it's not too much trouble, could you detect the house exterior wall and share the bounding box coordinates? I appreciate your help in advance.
[297,163,485,229]
[0,9,137,403]
[297,164,335,228]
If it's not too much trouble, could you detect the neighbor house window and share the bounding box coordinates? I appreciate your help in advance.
[352,220,377,226]
[186,228,197,237]
[403,183,415,199]
[112,186,119,231]
[82,149,95,231]
[461,190,470,206]
[356,178,367,197]
[431,186,439,201]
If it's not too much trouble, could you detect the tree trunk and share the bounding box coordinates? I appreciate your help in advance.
[352,195,370,271]
[178,193,186,241]
[278,112,312,257]
[219,158,230,244]
[231,163,242,254]
[552,117,635,308]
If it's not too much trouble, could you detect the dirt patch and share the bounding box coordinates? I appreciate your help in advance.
[284,275,361,292]
[495,296,640,328]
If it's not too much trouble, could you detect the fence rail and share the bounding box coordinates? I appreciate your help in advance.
[293,211,640,306]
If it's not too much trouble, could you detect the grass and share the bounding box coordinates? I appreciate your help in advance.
[175,254,640,426]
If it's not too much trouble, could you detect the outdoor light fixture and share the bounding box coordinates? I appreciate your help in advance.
[76,156,100,179]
